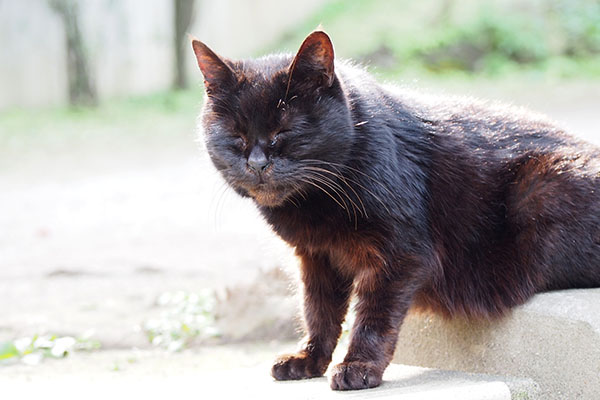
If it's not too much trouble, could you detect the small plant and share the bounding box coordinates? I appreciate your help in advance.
[142,289,220,351]
[0,332,100,365]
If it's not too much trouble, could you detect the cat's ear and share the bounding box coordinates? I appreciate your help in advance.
[288,31,335,88]
[191,39,235,93]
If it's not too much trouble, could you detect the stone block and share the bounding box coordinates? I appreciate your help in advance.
[394,289,600,399]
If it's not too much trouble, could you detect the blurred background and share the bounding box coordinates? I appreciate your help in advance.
[1,0,599,381]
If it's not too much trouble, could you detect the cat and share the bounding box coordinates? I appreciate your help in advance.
[191,31,600,390]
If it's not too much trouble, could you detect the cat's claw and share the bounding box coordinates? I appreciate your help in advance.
[271,352,327,381]
[329,361,383,390]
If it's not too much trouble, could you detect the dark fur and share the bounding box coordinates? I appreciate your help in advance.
[192,32,600,390]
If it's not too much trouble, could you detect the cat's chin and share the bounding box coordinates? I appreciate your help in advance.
[248,188,289,208]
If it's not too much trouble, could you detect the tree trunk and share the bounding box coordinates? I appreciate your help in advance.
[173,0,196,90]
[49,0,97,107]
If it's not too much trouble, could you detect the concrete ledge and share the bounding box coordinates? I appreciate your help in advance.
[1,363,537,400]
[200,363,537,400]
[394,288,600,400]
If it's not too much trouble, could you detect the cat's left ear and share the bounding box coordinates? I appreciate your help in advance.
[288,31,335,88]
[191,38,235,93]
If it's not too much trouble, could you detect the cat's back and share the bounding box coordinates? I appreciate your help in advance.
[376,87,600,316]
[335,63,597,166]
[386,85,591,154]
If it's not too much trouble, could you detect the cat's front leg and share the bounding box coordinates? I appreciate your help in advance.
[272,250,353,381]
[330,269,417,390]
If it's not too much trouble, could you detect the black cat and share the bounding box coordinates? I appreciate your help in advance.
[191,31,600,390]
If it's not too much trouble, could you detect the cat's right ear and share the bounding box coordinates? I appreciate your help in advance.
[288,31,335,89]
[191,39,235,94]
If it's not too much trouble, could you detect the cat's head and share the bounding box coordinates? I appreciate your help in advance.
[192,31,354,207]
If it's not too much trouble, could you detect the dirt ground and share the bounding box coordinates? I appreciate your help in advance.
[1,81,599,379]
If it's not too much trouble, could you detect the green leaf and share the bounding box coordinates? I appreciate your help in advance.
[0,342,19,360]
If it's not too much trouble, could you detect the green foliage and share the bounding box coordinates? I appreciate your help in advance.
[142,290,220,352]
[417,1,600,76]
[418,13,549,74]
[0,342,19,361]
[0,88,201,169]
[552,0,600,56]
[268,0,600,79]
[0,333,100,365]
[513,392,532,400]
[0,88,199,130]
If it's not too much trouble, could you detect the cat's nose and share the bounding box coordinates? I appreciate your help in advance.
[247,146,269,173]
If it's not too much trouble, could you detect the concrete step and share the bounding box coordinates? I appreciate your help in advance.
[395,288,600,400]
[199,363,538,400]
[0,363,538,400]
[0,346,538,400]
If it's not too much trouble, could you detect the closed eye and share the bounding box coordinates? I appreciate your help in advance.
[270,129,291,147]
[234,135,247,149]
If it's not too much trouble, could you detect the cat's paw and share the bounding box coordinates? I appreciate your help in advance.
[329,361,383,390]
[271,352,327,381]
